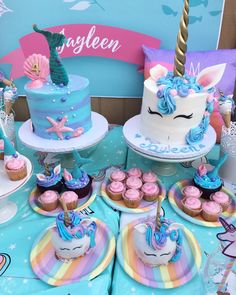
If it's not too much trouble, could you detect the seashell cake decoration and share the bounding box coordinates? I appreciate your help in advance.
[24,54,49,89]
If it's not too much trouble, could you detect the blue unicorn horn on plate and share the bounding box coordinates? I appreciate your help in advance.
[207,153,228,179]
[72,150,92,179]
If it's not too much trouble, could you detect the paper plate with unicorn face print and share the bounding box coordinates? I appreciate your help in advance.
[30,218,115,286]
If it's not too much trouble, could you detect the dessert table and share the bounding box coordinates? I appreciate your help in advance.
[0,123,235,295]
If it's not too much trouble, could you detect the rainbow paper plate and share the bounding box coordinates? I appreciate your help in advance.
[117,220,201,289]
[101,178,166,213]
[168,179,236,227]
[29,186,96,217]
[30,218,115,286]
[0,253,11,276]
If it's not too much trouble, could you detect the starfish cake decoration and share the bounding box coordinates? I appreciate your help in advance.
[46,116,73,140]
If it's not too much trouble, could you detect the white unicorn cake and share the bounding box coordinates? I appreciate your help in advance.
[51,211,97,262]
[140,64,225,146]
[140,0,225,146]
[133,216,183,266]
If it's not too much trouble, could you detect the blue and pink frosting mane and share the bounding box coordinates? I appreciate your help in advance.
[145,217,183,262]
[56,211,97,247]
[155,71,214,145]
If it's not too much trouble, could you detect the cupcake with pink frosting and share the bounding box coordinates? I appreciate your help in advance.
[5,157,27,181]
[181,197,202,217]
[60,191,78,210]
[123,189,143,208]
[142,171,157,183]
[210,191,231,211]
[126,176,142,190]
[127,168,142,178]
[0,139,4,160]
[106,181,125,201]
[141,182,160,202]
[110,170,126,183]
[202,201,222,222]
[182,186,202,198]
[37,190,59,211]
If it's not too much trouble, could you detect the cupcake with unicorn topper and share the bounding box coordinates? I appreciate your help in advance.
[51,199,97,262]
[36,164,63,193]
[140,0,226,146]
[63,150,92,198]
[193,154,228,199]
[23,25,92,140]
[133,195,183,266]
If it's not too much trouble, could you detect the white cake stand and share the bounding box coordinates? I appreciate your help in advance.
[0,156,32,224]
[123,115,216,176]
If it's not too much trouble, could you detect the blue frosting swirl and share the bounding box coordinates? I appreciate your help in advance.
[36,169,62,187]
[194,170,222,189]
[64,170,90,189]
[156,72,203,115]
[56,211,97,247]
[186,113,210,145]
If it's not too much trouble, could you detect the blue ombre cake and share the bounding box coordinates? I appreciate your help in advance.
[25,75,92,140]
[23,26,92,141]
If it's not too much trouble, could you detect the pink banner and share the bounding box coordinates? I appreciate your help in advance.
[0,24,161,79]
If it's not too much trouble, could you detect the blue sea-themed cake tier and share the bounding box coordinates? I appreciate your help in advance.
[23,25,92,140]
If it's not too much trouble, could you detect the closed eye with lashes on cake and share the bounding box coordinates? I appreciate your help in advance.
[173,113,193,120]
[147,107,163,117]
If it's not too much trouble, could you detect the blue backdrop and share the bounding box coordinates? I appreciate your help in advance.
[0,0,225,97]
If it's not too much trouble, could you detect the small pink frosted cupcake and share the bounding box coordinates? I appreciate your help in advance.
[182,197,202,217]
[60,191,78,210]
[106,181,125,201]
[141,182,160,202]
[5,157,27,181]
[127,168,142,178]
[122,189,143,208]
[142,171,157,183]
[110,170,126,183]
[182,186,202,198]
[126,176,142,190]
[202,201,222,222]
[37,190,59,211]
[210,192,231,212]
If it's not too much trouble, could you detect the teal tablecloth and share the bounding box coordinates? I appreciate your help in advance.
[0,123,127,295]
[0,123,235,295]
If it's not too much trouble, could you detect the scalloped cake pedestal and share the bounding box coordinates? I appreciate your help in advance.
[0,156,32,224]
[123,115,216,176]
[18,112,108,153]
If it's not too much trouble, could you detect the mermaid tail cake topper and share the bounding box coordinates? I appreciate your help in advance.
[72,150,92,179]
[207,153,228,179]
[33,24,69,86]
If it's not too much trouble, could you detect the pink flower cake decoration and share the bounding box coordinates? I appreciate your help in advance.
[24,54,49,89]
[197,164,208,177]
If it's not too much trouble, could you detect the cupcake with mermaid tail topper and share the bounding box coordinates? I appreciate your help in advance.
[51,209,97,262]
[36,164,63,193]
[63,151,92,198]
[193,154,228,199]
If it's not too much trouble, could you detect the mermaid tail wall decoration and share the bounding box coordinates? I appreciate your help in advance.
[33,24,69,86]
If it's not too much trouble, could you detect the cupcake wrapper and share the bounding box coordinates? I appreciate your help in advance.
[65,200,78,210]
[5,164,27,181]
[181,199,202,217]
[106,188,123,201]
[143,193,159,202]
[37,199,59,212]
[201,209,222,222]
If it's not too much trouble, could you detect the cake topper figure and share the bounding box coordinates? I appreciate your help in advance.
[173,0,189,77]
[33,24,69,86]
[216,217,236,295]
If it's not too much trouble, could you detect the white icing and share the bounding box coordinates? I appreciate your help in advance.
[133,223,177,266]
[51,230,90,260]
[140,78,208,145]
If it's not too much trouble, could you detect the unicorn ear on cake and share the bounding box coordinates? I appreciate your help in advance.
[196,64,226,90]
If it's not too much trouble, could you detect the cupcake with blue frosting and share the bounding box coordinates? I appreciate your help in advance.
[193,154,228,199]
[36,164,63,193]
[63,151,92,198]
